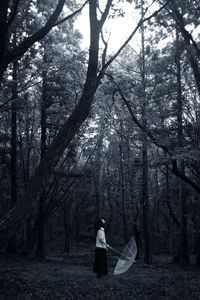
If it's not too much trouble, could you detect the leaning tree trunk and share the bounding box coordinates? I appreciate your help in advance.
[0,0,108,251]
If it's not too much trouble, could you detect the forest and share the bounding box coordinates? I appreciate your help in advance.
[0,0,200,299]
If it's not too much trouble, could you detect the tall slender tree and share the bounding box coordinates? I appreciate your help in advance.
[140,0,152,264]
[175,30,190,263]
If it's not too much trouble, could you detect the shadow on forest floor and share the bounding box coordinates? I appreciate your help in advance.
[0,247,200,300]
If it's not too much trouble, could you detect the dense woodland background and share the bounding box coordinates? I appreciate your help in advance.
[0,0,200,269]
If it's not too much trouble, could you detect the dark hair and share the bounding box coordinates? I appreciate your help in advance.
[95,218,105,236]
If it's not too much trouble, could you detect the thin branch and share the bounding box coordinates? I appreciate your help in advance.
[167,0,200,59]
[97,0,170,83]
[111,77,171,155]
[99,0,113,28]
[54,0,89,26]
[7,0,21,27]
[169,159,200,192]
[101,30,108,67]
[109,75,200,193]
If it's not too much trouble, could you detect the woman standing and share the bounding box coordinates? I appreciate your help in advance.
[93,218,110,278]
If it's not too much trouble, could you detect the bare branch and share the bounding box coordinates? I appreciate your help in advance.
[99,0,113,28]
[113,78,171,156]
[109,75,200,193]
[54,0,89,26]
[101,31,108,67]
[97,1,170,83]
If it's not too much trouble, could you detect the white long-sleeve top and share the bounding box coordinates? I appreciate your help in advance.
[96,227,107,249]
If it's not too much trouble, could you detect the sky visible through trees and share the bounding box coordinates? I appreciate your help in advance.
[0,0,200,298]
[75,1,140,51]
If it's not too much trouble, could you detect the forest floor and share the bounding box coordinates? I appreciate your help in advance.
[0,245,200,300]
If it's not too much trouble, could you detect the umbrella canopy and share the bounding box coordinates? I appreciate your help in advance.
[114,236,137,275]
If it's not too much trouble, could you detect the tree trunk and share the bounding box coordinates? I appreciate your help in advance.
[0,0,65,82]
[36,53,47,258]
[119,137,128,243]
[178,167,190,264]
[6,58,18,254]
[175,31,190,264]
[0,0,9,81]
[142,135,152,264]
[36,196,45,257]
[63,209,71,254]
[93,146,102,218]
[196,232,200,267]
[0,0,103,251]
[168,2,200,98]
[141,0,152,264]
[105,163,113,235]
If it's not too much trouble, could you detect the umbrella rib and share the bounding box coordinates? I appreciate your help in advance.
[113,237,137,275]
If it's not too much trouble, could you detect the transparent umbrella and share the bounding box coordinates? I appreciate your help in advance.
[110,236,137,275]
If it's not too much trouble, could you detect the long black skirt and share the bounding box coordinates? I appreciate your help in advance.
[93,247,108,275]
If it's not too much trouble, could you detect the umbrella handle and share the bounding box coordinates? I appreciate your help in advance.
[109,246,136,262]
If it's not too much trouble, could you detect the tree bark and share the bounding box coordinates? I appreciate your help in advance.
[175,31,190,264]
[0,0,65,82]
[6,58,18,254]
[0,0,111,252]
[63,208,71,254]
[36,53,48,258]
[0,0,9,81]
[168,1,200,97]
[141,0,152,264]
[119,137,128,243]
[196,232,200,267]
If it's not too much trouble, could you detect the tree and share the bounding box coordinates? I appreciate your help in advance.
[0,0,66,81]
[140,0,152,264]
[0,0,170,252]
[174,30,190,264]
[0,0,113,251]
[166,0,200,97]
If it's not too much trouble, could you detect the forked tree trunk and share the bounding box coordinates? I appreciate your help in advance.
[0,0,105,251]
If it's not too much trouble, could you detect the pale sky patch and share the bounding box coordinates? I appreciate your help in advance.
[74,2,141,54]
